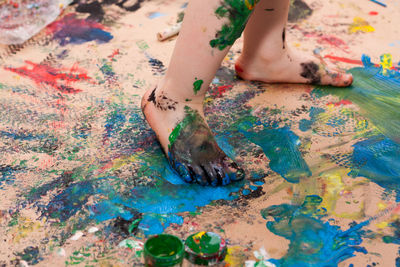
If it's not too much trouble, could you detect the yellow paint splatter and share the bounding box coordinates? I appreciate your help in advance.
[320,171,345,213]
[375,221,389,229]
[378,202,388,211]
[12,217,42,242]
[380,54,393,76]
[224,246,247,267]
[111,151,144,170]
[244,0,256,10]
[349,17,375,33]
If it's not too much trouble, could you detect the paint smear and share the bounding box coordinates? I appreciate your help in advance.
[350,134,400,199]
[4,61,92,94]
[46,13,113,45]
[314,55,400,144]
[349,17,375,34]
[240,125,311,183]
[91,153,244,235]
[262,195,368,266]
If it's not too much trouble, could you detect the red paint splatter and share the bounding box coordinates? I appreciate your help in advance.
[317,35,349,52]
[211,85,233,97]
[369,11,379,15]
[108,49,120,61]
[235,63,244,73]
[328,99,353,106]
[324,55,363,65]
[4,61,92,94]
[292,25,349,53]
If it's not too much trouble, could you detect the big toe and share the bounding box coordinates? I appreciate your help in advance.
[322,70,353,87]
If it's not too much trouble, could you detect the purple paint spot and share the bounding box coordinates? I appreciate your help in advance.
[47,13,113,46]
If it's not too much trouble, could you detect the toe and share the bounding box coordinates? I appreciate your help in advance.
[212,164,228,185]
[170,159,193,183]
[329,72,353,87]
[202,164,219,186]
[222,157,245,183]
[192,165,209,186]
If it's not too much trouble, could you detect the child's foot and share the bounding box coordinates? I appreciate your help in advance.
[235,48,353,87]
[141,87,244,186]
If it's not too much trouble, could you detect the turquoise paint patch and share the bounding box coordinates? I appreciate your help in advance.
[350,134,400,200]
[240,126,311,183]
[262,195,368,266]
[92,153,243,235]
[299,107,325,132]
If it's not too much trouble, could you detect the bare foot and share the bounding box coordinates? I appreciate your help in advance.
[141,87,244,186]
[235,48,353,87]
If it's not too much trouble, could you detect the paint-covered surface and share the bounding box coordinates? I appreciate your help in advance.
[0,0,400,266]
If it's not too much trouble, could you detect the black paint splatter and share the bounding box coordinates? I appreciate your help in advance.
[148,58,166,75]
[282,28,286,49]
[288,0,313,22]
[148,88,177,111]
[72,0,146,22]
[148,88,156,104]
[300,62,321,84]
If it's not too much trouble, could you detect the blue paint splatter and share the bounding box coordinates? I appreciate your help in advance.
[92,155,243,235]
[262,195,368,266]
[350,134,400,199]
[240,126,311,183]
[0,165,24,189]
[299,107,325,132]
[49,14,113,46]
[104,109,126,139]
[147,12,167,19]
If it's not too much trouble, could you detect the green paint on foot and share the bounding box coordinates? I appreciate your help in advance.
[168,106,198,149]
[210,0,259,50]
[193,78,203,95]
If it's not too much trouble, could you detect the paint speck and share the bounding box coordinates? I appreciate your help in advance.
[69,231,84,241]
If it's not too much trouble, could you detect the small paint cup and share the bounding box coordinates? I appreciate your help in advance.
[184,232,227,266]
[144,234,185,267]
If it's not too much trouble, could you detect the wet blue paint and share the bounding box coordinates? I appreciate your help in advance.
[350,134,400,199]
[299,107,325,132]
[92,157,243,235]
[262,195,368,266]
[240,126,311,183]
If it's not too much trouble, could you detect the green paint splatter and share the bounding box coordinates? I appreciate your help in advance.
[313,58,400,144]
[210,0,259,50]
[168,106,199,148]
[193,78,203,94]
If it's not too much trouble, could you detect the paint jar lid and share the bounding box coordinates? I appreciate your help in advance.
[184,232,227,266]
[144,234,184,267]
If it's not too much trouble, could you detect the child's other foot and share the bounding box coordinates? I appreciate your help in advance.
[235,48,353,87]
[141,87,244,186]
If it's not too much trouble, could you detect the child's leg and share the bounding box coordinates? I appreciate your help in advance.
[236,0,353,86]
[141,0,256,185]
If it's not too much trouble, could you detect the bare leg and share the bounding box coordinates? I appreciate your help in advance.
[141,0,257,185]
[236,0,353,86]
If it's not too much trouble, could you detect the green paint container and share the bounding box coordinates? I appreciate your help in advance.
[144,234,185,267]
[184,232,227,266]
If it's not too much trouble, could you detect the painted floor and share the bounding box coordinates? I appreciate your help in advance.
[0,0,400,266]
